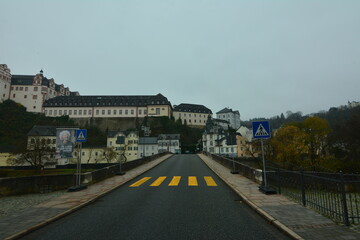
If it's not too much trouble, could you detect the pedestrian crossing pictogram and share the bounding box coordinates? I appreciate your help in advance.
[254,124,269,137]
[129,176,218,187]
[252,121,271,139]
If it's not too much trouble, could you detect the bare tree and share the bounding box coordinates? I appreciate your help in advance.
[104,147,117,164]
[7,136,56,170]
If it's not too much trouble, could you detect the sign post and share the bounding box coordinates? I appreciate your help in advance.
[252,121,276,195]
[68,129,88,192]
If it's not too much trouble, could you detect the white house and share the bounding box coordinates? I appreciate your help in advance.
[173,103,212,127]
[158,134,181,154]
[216,108,241,130]
[0,64,11,103]
[138,137,159,157]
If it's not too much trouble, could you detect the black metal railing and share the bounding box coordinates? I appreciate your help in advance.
[266,165,360,226]
[204,152,360,226]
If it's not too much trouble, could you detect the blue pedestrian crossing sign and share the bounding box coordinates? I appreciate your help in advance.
[252,121,271,139]
[75,129,87,142]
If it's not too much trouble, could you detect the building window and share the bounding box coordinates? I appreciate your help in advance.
[69,110,72,115]
[102,110,105,115]
[113,110,116,115]
[34,87,38,91]
[84,110,87,115]
[139,109,142,115]
[125,110,128,115]
[12,94,15,98]
[45,110,48,115]
[24,95,27,99]
[19,87,23,91]
[108,110,111,115]
[89,110,92,115]
[16,87,18,90]
[33,95,37,99]
[96,110,99,115]
[74,110,77,115]
[59,110,62,115]
[49,110,52,115]
[119,110,122,115]
[54,110,57,115]
[79,110,82,115]
[131,109,134,115]
[64,110,67,115]
[156,108,160,115]
[144,110,147,115]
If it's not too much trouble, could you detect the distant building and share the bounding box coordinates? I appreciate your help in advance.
[173,103,212,127]
[158,134,181,154]
[216,107,241,130]
[202,123,237,157]
[138,137,159,157]
[0,64,11,102]
[43,93,172,119]
[348,101,360,108]
[107,130,139,162]
[7,69,78,113]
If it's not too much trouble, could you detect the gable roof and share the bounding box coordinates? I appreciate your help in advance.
[27,125,57,136]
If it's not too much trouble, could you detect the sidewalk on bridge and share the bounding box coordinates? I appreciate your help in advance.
[198,153,360,240]
[0,154,172,240]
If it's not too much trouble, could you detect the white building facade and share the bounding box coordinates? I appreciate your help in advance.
[0,64,11,102]
[173,103,212,127]
[158,134,181,154]
[43,94,172,119]
[138,137,159,157]
[7,70,78,113]
[216,108,241,130]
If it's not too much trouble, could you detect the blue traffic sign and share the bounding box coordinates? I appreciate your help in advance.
[75,129,87,142]
[252,121,271,139]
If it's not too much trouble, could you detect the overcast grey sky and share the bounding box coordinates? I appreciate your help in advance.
[1,0,359,120]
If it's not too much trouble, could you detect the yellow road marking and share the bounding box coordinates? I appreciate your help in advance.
[169,176,181,186]
[204,176,217,186]
[129,177,152,187]
[150,176,167,186]
[188,176,198,186]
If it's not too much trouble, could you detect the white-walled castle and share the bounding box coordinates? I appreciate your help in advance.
[0,64,78,113]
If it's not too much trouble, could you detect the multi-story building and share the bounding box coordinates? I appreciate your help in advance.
[173,103,212,127]
[0,64,11,102]
[138,137,159,157]
[202,116,237,157]
[8,70,78,113]
[216,108,241,130]
[158,134,181,154]
[107,130,139,162]
[43,94,172,119]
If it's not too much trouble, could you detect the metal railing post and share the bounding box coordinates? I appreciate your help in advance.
[340,172,350,226]
[301,169,306,206]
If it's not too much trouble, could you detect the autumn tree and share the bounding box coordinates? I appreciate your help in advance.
[300,116,332,169]
[270,125,308,169]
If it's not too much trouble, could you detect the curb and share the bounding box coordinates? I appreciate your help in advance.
[198,154,304,240]
[5,154,173,240]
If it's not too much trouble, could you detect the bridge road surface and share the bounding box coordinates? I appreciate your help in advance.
[22,154,290,240]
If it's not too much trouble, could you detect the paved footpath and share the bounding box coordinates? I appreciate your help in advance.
[0,154,172,240]
[198,154,360,240]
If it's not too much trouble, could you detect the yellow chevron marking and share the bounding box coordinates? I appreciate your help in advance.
[129,177,152,187]
[204,176,217,186]
[150,176,167,186]
[169,176,181,186]
[188,176,198,186]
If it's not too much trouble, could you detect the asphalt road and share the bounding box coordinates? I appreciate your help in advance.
[22,154,290,240]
